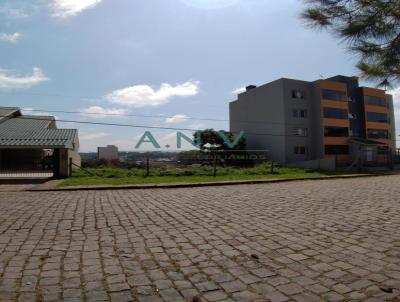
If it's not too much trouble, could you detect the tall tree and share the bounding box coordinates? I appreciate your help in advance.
[193,129,246,150]
[302,0,400,87]
[192,129,250,167]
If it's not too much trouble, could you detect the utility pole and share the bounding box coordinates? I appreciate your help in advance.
[146,155,150,177]
[213,151,217,177]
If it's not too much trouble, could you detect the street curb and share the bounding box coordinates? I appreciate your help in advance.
[29,173,385,192]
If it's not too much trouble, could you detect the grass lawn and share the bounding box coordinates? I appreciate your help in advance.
[59,164,346,187]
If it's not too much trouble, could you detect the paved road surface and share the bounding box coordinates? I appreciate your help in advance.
[0,176,400,302]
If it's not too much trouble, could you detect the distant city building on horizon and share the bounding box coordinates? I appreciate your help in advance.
[97,145,119,160]
[230,75,395,166]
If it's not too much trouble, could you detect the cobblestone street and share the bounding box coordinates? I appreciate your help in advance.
[0,176,400,302]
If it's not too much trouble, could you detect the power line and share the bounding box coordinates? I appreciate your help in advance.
[34,109,315,131]
[2,114,399,142]
[23,108,231,123]
[0,114,292,138]
[22,108,400,134]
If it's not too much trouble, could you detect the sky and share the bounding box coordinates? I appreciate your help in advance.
[0,0,399,152]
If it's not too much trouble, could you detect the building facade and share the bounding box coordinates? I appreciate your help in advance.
[230,76,395,165]
[97,145,119,160]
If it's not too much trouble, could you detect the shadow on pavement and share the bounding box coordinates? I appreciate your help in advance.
[0,178,54,192]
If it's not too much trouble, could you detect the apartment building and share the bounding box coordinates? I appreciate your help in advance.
[229,75,395,165]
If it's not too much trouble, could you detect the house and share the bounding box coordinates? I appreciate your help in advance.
[0,107,81,178]
[97,145,119,160]
[230,75,395,166]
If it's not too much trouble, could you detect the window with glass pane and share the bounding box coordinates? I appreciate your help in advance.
[324,127,349,137]
[294,146,307,154]
[292,128,308,136]
[322,89,346,101]
[367,112,388,123]
[292,90,305,99]
[292,109,307,118]
[367,129,388,139]
[365,95,386,107]
[323,107,348,119]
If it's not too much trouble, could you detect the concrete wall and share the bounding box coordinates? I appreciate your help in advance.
[230,79,286,163]
[70,135,81,170]
[387,95,396,152]
[310,82,324,160]
[286,157,336,171]
[230,78,317,164]
[282,79,314,163]
[69,149,81,171]
[55,144,81,178]
[56,148,69,178]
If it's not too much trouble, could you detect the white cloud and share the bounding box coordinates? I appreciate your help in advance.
[0,67,49,89]
[107,81,200,108]
[0,32,21,43]
[50,0,102,18]
[0,1,35,19]
[80,106,128,118]
[79,132,112,152]
[232,86,246,94]
[165,114,189,124]
[21,108,53,117]
[80,132,111,141]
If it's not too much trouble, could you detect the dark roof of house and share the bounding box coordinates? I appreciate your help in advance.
[0,108,78,149]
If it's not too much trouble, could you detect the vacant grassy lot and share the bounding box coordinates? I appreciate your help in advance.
[59,164,342,187]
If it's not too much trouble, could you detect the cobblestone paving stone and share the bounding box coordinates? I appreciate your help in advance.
[1,175,400,301]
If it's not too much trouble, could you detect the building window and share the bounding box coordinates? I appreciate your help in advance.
[325,145,349,155]
[292,127,308,136]
[293,109,307,118]
[294,146,307,155]
[365,95,386,107]
[324,126,349,137]
[292,90,305,99]
[367,129,389,139]
[322,89,347,101]
[367,112,388,123]
[323,107,348,119]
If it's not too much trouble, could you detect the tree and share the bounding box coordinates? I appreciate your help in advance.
[193,129,246,150]
[193,129,250,167]
[302,0,400,87]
